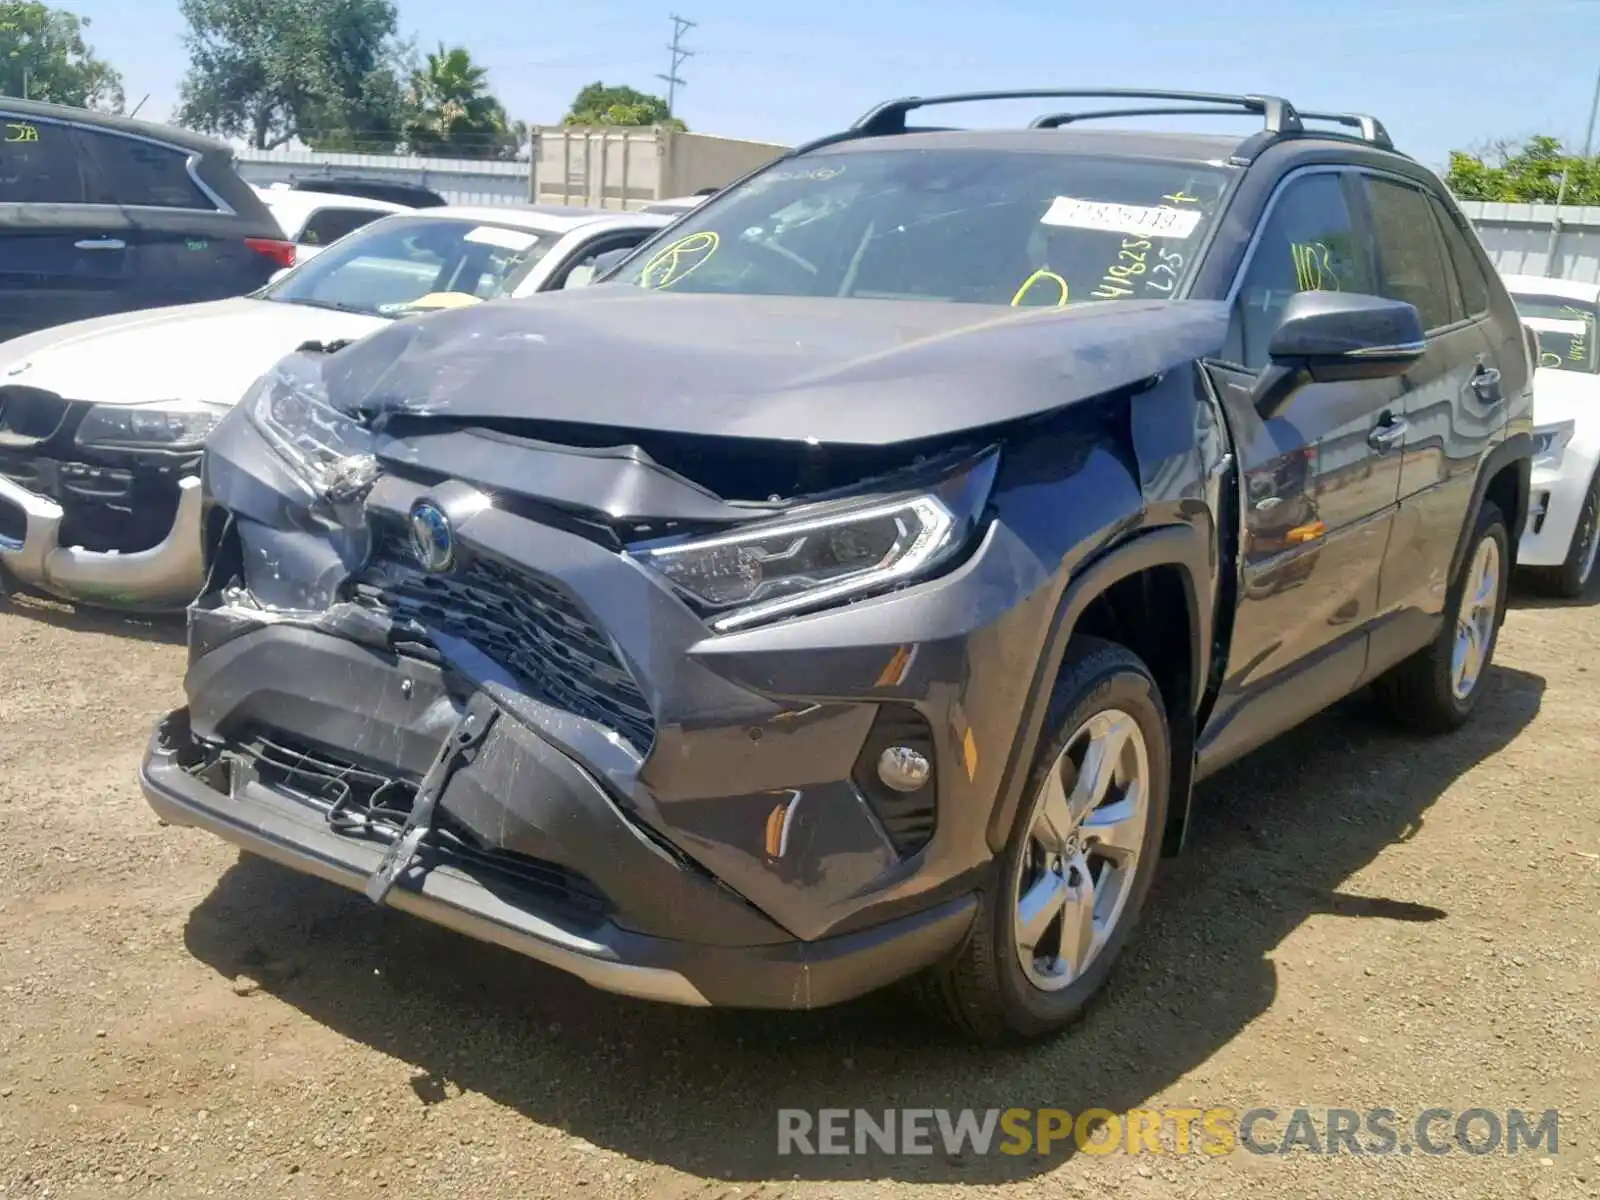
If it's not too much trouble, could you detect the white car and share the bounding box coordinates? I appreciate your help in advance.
[1503,275,1600,597]
[0,204,672,610]
[252,184,412,264]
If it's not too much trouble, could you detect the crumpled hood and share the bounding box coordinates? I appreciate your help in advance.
[1532,366,1599,430]
[0,298,387,408]
[324,287,1231,446]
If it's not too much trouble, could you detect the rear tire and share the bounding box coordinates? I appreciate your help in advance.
[924,637,1169,1043]
[1373,501,1509,734]
[1534,473,1600,600]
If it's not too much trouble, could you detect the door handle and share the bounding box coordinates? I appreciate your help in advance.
[1471,365,1503,403]
[1368,416,1408,453]
[73,238,126,251]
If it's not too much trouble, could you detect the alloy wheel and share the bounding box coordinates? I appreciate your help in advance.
[1451,535,1501,700]
[1012,709,1151,992]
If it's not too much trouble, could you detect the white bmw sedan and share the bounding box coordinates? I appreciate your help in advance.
[0,204,671,610]
[1503,275,1600,597]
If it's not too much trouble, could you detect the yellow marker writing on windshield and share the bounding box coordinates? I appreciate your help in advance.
[4,122,39,144]
[640,231,720,289]
[1291,242,1340,292]
[1011,269,1069,308]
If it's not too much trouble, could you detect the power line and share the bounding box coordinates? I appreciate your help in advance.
[656,14,696,118]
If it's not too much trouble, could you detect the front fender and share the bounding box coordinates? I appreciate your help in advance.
[982,522,1214,855]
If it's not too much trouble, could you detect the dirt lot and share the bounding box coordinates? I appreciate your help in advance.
[0,581,1596,1200]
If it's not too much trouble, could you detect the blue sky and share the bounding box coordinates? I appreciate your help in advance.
[65,0,1600,168]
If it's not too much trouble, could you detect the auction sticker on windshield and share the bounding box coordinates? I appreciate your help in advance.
[1041,197,1203,239]
[463,225,540,251]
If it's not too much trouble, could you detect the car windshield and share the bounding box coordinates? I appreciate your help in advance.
[261,215,558,317]
[1525,316,1598,373]
[610,148,1233,306]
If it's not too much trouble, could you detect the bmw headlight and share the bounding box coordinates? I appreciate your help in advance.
[75,399,229,451]
[1533,420,1576,468]
[635,451,996,632]
[243,353,378,500]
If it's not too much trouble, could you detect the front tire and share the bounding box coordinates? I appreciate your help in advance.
[1373,501,1509,733]
[925,637,1169,1043]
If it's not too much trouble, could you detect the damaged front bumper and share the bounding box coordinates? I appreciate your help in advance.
[139,607,978,1008]
[0,468,205,610]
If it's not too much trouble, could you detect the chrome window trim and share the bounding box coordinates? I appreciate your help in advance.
[0,109,234,215]
[1217,160,1482,363]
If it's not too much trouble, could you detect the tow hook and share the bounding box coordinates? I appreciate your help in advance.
[364,692,499,905]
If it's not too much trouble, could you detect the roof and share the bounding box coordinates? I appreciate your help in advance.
[817,126,1256,165]
[362,204,671,235]
[252,186,410,220]
[0,97,227,155]
[1503,274,1600,305]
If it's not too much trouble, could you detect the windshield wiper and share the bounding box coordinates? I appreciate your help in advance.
[282,297,377,317]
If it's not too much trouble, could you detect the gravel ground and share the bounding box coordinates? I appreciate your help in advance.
[0,581,1596,1200]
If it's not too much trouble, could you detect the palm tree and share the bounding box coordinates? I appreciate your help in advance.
[402,44,521,159]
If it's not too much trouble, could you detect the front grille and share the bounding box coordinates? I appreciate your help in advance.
[350,541,657,754]
[240,729,613,924]
[0,387,71,444]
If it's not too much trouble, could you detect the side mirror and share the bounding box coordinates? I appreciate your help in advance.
[588,246,634,280]
[562,264,597,289]
[1267,291,1425,383]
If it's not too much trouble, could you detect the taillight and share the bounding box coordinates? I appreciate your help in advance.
[245,237,296,269]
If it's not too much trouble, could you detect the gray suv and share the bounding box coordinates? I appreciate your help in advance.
[139,89,1533,1042]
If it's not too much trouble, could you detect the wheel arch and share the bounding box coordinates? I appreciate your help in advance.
[984,523,1214,860]
[1455,433,1533,585]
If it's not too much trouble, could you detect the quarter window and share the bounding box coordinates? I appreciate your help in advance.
[79,130,213,210]
[1364,177,1454,331]
[0,117,87,203]
[1225,172,1373,371]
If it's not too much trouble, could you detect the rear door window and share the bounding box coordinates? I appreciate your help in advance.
[1428,195,1491,319]
[0,117,87,203]
[79,130,215,210]
[300,207,388,246]
[1363,176,1456,331]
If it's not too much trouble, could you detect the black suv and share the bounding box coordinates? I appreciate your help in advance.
[140,90,1533,1042]
[0,99,290,341]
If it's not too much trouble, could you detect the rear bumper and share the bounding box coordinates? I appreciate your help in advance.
[141,703,978,1010]
[0,471,204,608]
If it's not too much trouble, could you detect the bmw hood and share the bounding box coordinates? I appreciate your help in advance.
[0,298,387,408]
[321,287,1230,447]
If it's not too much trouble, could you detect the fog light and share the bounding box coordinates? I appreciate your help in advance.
[877,745,932,793]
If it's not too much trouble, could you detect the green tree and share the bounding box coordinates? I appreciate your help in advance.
[401,43,523,159]
[175,0,406,150]
[0,1,123,110]
[1446,135,1600,204]
[564,81,685,131]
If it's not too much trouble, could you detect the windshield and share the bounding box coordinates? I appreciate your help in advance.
[1525,316,1598,373]
[262,215,558,318]
[610,148,1233,306]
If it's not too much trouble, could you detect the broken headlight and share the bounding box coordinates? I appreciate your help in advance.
[636,451,996,632]
[243,353,378,500]
[75,399,229,451]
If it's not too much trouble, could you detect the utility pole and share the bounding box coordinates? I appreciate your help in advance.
[1546,65,1600,278]
[657,14,696,118]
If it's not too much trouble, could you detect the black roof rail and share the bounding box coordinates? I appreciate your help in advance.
[850,89,1303,137]
[1297,110,1394,150]
[1030,106,1259,128]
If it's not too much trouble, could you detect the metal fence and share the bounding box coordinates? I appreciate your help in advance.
[1458,201,1600,283]
[234,147,532,207]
